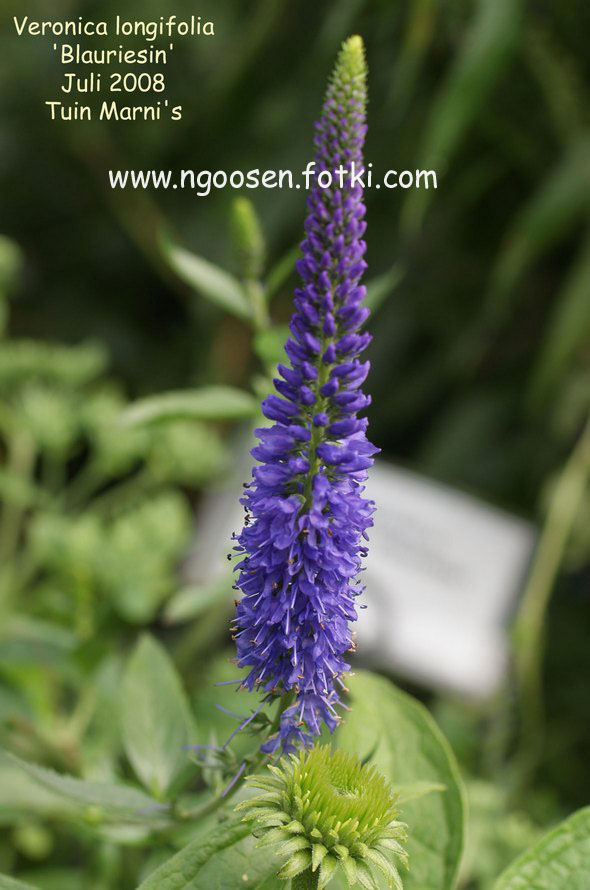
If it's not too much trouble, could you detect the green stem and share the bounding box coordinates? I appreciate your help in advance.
[292,869,319,890]
[513,415,590,777]
[175,692,293,822]
[301,334,332,511]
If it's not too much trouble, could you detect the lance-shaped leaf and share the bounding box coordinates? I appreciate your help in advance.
[161,237,251,321]
[118,386,258,427]
[7,752,168,825]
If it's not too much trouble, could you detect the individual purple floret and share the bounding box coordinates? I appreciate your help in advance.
[232,36,377,753]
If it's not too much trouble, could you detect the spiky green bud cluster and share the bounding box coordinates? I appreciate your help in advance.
[237,746,408,889]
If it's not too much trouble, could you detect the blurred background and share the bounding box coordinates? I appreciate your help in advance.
[0,0,589,888]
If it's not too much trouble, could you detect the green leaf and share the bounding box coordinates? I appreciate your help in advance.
[99,492,191,625]
[0,616,75,666]
[253,326,290,367]
[6,753,167,825]
[336,671,465,890]
[0,754,78,825]
[251,878,283,890]
[120,634,193,796]
[364,264,404,314]
[404,0,522,230]
[486,134,590,320]
[265,245,299,301]
[163,579,229,625]
[394,781,447,805]
[135,815,282,889]
[422,0,522,167]
[161,238,250,320]
[0,340,107,388]
[493,806,590,890]
[0,875,40,890]
[5,870,85,890]
[529,231,590,405]
[118,387,257,427]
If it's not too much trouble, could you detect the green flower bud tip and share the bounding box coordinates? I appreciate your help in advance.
[237,745,408,889]
[331,35,367,94]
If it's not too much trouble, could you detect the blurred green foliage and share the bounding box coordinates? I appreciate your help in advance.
[0,0,589,887]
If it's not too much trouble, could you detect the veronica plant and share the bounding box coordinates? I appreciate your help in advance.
[0,35,472,890]
[232,35,377,753]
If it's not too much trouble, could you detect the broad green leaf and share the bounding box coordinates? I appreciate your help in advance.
[118,387,257,427]
[194,832,286,890]
[161,239,250,320]
[120,634,193,796]
[336,671,465,890]
[394,781,447,805]
[136,813,284,889]
[0,755,77,824]
[134,815,272,890]
[0,875,40,890]
[6,753,167,825]
[493,806,590,890]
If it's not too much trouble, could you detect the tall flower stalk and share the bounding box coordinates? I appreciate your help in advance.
[232,36,376,753]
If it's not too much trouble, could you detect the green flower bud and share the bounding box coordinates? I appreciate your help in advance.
[231,197,266,281]
[237,745,408,889]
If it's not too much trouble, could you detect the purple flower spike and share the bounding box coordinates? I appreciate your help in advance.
[232,36,377,753]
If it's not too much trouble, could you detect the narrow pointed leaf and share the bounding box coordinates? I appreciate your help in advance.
[161,239,251,321]
[118,386,257,427]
